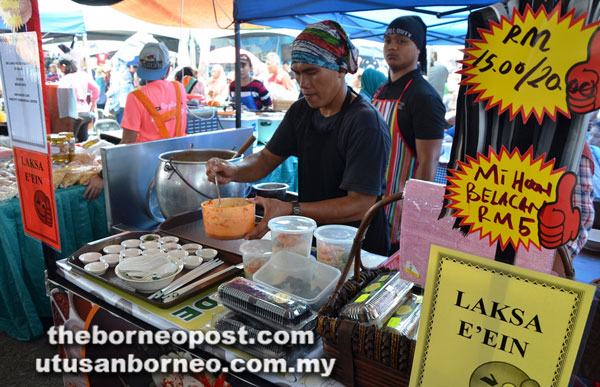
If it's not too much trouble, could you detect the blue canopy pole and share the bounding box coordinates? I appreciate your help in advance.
[235,20,241,128]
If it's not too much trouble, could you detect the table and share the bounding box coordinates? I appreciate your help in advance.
[0,185,109,341]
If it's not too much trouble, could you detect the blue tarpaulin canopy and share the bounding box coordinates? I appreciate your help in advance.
[234,0,498,44]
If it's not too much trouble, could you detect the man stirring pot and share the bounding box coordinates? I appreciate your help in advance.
[206,21,392,255]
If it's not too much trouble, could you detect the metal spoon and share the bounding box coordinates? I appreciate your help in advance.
[215,175,222,208]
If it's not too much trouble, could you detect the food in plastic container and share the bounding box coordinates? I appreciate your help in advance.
[253,250,340,310]
[202,198,255,240]
[384,293,423,337]
[339,272,413,327]
[217,276,316,331]
[314,224,357,271]
[212,309,317,361]
[239,239,272,280]
[268,215,317,256]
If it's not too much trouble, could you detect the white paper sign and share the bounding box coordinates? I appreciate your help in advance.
[0,32,47,153]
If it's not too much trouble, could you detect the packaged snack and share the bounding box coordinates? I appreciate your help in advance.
[212,310,317,362]
[384,293,423,336]
[339,272,413,327]
[217,277,316,331]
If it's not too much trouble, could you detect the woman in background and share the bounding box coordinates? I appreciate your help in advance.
[58,55,99,142]
[360,68,387,102]
[206,64,228,104]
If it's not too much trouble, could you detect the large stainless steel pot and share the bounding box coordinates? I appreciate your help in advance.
[152,149,249,218]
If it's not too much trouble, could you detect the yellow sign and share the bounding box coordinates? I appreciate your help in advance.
[460,4,597,123]
[445,146,572,251]
[409,245,595,387]
[0,0,32,31]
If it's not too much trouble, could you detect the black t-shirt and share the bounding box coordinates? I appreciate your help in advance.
[266,91,392,255]
[376,69,446,155]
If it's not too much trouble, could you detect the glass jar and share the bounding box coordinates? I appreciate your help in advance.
[48,134,69,164]
[58,131,75,161]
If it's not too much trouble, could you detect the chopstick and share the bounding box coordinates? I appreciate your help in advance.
[161,264,243,303]
[148,259,223,300]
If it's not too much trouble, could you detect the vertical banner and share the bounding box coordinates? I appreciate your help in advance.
[0,31,60,250]
[13,147,60,248]
[410,245,596,387]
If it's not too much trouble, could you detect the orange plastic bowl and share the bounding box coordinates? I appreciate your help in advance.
[201,198,255,240]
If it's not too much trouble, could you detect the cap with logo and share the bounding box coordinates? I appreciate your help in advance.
[137,42,170,81]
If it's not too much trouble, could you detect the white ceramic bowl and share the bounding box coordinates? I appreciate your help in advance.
[142,248,162,256]
[79,252,102,264]
[102,244,125,254]
[114,262,184,292]
[140,233,161,242]
[183,255,203,270]
[84,261,109,275]
[181,243,202,254]
[121,239,141,248]
[120,248,142,259]
[159,236,179,244]
[198,248,218,260]
[162,243,181,252]
[140,241,161,250]
[167,249,189,264]
[100,254,120,267]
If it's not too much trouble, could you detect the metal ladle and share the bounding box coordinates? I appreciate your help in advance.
[215,175,222,207]
[214,134,256,208]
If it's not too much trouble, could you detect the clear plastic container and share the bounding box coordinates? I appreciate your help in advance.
[217,276,316,331]
[210,309,318,362]
[339,272,414,327]
[268,215,317,257]
[253,250,341,310]
[239,239,272,280]
[314,224,357,271]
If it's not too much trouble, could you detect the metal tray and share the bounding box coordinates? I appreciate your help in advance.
[67,230,242,308]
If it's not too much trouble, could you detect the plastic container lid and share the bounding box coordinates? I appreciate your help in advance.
[239,239,273,257]
[268,215,317,234]
[314,225,358,244]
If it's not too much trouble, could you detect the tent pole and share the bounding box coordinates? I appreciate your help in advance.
[235,20,241,128]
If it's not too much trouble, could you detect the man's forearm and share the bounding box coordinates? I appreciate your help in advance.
[230,152,277,182]
[297,194,377,224]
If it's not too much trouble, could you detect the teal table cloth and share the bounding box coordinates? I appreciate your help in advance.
[0,185,109,341]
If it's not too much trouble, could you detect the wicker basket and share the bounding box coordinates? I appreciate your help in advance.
[316,192,415,387]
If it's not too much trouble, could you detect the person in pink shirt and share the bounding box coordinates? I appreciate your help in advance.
[83,42,186,202]
[58,55,99,142]
[120,42,187,144]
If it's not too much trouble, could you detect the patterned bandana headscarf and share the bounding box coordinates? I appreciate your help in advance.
[291,20,359,74]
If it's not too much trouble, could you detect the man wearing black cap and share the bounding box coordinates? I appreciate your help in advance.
[372,15,446,251]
